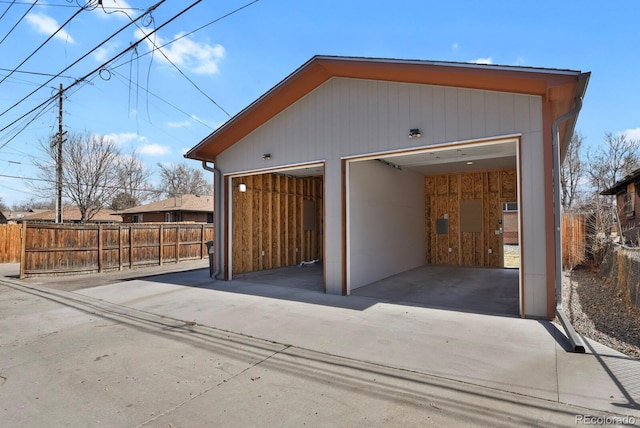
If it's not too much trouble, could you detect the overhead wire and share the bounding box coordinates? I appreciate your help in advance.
[0,2,90,86]
[0,0,167,134]
[0,67,76,79]
[109,69,214,130]
[0,0,38,45]
[0,172,166,195]
[104,0,233,117]
[0,1,145,11]
[108,0,262,118]
[0,0,16,22]
[1,0,258,156]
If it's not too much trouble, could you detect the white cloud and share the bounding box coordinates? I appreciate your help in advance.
[620,128,640,141]
[135,28,225,75]
[104,132,139,146]
[139,143,171,156]
[469,57,492,65]
[452,42,459,51]
[25,13,74,43]
[167,120,191,128]
[94,42,121,62]
[513,56,525,66]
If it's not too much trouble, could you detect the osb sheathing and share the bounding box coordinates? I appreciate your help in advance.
[425,169,517,268]
[232,174,323,275]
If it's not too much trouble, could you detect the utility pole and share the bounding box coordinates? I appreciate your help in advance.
[55,84,65,224]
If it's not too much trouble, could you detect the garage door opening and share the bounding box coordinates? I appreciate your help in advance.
[346,137,522,316]
[229,164,325,292]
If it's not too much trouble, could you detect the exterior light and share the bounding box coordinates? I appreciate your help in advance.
[238,183,247,192]
[263,153,271,160]
[408,128,422,138]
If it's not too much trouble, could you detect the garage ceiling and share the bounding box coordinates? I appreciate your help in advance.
[378,141,517,175]
[282,140,517,177]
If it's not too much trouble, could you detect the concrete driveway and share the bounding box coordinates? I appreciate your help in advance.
[1,265,639,426]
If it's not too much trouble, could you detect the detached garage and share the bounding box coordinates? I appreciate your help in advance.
[185,55,589,322]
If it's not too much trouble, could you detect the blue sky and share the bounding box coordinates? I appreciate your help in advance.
[1,0,639,207]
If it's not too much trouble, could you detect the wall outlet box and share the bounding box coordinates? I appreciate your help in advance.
[444,213,448,219]
[448,248,452,253]
[488,249,493,254]
[261,250,265,256]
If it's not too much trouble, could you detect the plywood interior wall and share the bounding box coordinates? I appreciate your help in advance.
[425,169,517,268]
[232,174,323,275]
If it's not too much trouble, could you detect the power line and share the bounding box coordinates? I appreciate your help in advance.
[109,68,214,130]
[0,0,16,22]
[109,1,262,119]
[104,0,262,120]
[0,1,146,11]
[0,67,76,79]
[0,172,165,195]
[0,0,168,134]
[0,0,38,45]
[0,2,89,86]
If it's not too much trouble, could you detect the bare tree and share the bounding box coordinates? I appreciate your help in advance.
[586,132,640,193]
[561,131,584,210]
[11,197,55,211]
[582,132,640,257]
[0,196,7,212]
[110,150,152,210]
[31,131,122,222]
[157,163,211,198]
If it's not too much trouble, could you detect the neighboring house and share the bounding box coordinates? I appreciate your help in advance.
[185,55,589,319]
[116,194,213,223]
[2,209,49,223]
[601,167,640,244]
[20,207,122,223]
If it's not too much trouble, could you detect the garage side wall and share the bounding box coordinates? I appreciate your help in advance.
[348,160,425,290]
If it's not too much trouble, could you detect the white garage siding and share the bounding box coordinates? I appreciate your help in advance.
[218,77,547,317]
[347,160,426,291]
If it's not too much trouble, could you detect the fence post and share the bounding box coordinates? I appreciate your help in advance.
[118,225,123,271]
[176,224,180,263]
[129,225,134,269]
[159,224,164,266]
[201,223,205,259]
[98,225,103,273]
[19,222,26,279]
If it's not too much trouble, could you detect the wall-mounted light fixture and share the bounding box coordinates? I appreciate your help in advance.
[466,161,473,165]
[263,153,271,160]
[408,128,422,139]
[238,183,247,192]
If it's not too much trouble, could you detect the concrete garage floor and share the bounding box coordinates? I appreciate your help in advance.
[352,265,520,316]
[234,264,519,316]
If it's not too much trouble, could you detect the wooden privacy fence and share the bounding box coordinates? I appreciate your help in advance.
[562,213,586,269]
[20,222,214,278]
[0,224,21,263]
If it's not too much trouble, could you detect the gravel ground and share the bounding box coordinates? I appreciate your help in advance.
[559,267,640,359]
